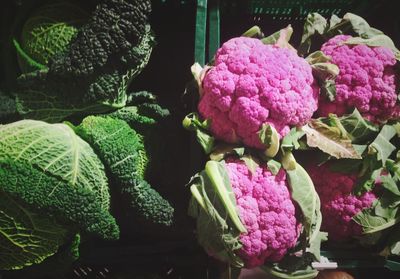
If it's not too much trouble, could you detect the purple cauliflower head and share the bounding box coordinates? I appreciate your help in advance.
[198,37,319,149]
[225,158,299,267]
[318,35,400,122]
[308,163,378,241]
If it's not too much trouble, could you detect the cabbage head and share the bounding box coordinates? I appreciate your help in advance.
[0,120,119,270]
[17,0,87,72]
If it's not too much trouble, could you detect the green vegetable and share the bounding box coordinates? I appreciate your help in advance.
[0,120,119,270]
[75,116,174,226]
[15,0,154,122]
[0,190,68,270]
[17,0,87,72]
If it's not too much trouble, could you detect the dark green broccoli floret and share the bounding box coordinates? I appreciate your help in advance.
[0,159,120,240]
[75,116,174,226]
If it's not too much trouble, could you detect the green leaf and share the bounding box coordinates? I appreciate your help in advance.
[183,113,215,154]
[233,147,245,157]
[286,163,321,240]
[0,120,118,240]
[281,128,305,152]
[205,161,247,233]
[308,232,328,261]
[353,167,382,195]
[353,210,400,234]
[267,159,282,175]
[242,25,263,38]
[261,25,293,49]
[374,201,398,219]
[326,13,384,38]
[0,191,69,270]
[196,129,215,154]
[299,13,328,56]
[209,144,243,161]
[282,152,297,171]
[258,123,280,157]
[369,125,397,164]
[321,80,336,102]
[240,155,260,176]
[337,109,378,143]
[188,171,244,267]
[16,88,125,123]
[302,120,362,159]
[381,175,400,196]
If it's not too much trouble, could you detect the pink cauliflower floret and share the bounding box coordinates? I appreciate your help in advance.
[319,35,400,122]
[225,158,299,267]
[198,37,318,149]
[307,163,378,241]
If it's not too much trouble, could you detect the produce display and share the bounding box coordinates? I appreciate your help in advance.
[0,0,400,279]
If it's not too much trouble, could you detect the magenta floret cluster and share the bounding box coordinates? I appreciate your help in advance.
[308,163,377,241]
[198,37,318,149]
[319,35,399,122]
[225,158,299,267]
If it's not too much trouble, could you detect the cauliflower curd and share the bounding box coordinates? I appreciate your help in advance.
[319,35,399,122]
[198,37,319,149]
[225,158,299,267]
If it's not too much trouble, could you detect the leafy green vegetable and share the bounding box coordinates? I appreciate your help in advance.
[75,116,174,226]
[18,0,87,72]
[15,0,154,122]
[0,119,119,270]
[0,190,69,270]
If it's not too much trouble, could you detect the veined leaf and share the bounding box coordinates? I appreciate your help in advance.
[188,171,244,267]
[353,210,400,234]
[287,163,321,240]
[339,109,378,143]
[302,120,362,159]
[299,13,328,56]
[0,191,69,270]
[369,125,397,164]
[381,175,400,196]
[205,161,247,233]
